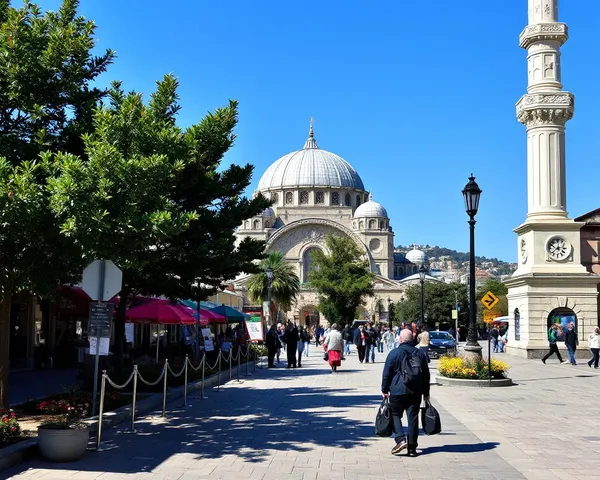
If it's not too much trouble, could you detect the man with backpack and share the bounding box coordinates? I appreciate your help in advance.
[381,329,430,457]
[542,323,568,364]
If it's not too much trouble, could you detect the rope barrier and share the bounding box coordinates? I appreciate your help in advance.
[167,361,187,378]
[137,363,167,387]
[104,369,136,390]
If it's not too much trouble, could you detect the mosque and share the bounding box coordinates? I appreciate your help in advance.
[232,123,433,325]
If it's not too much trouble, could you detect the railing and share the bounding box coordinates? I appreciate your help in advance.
[92,345,258,451]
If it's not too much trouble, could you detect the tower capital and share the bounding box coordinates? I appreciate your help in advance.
[516,92,574,127]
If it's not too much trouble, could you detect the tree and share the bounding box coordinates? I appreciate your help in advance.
[476,278,508,323]
[247,251,300,320]
[0,0,113,409]
[49,75,269,372]
[395,281,468,330]
[308,235,374,326]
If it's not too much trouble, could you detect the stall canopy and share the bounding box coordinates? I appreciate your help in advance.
[126,299,198,325]
[179,300,228,325]
[209,304,248,323]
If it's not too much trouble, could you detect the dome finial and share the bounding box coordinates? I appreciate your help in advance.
[368,193,373,201]
[303,118,319,149]
[309,117,314,138]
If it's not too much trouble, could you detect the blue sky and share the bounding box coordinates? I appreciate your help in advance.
[40,1,600,262]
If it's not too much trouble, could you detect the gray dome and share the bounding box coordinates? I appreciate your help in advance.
[406,245,428,265]
[354,194,388,218]
[257,126,364,191]
[261,207,275,217]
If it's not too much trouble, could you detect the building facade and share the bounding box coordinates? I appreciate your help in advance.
[233,125,427,325]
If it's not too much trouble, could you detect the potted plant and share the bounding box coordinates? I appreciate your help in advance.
[37,395,90,462]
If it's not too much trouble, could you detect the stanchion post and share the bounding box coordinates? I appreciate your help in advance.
[216,351,221,392]
[245,346,250,376]
[130,365,138,433]
[237,346,241,383]
[253,347,256,372]
[96,370,107,451]
[229,349,232,381]
[183,355,188,407]
[162,359,168,417]
[201,355,207,399]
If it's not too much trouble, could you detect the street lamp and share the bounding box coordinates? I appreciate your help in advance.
[418,264,427,325]
[265,266,274,326]
[400,297,405,326]
[387,297,393,326]
[462,174,482,359]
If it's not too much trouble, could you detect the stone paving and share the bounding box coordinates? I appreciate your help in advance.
[2,344,600,480]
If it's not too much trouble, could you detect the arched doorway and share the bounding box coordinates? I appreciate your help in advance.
[302,247,321,283]
[547,307,577,342]
[299,305,320,327]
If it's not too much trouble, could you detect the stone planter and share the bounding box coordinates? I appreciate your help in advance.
[435,375,513,387]
[37,426,90,462]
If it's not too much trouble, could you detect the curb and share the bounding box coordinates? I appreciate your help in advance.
[435,376,513,387]
[0,357,264,473]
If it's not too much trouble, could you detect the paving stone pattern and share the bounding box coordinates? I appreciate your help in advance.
[3,345,600,480]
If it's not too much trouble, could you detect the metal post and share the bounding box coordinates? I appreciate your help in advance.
[183,355,188,407]
[420,278,425,325]
[96,370,107,451]
[91,259,106,418]
[130,365,138,433]
[455,290,459,343]
[466,218,481,354]
[216,351,221,391]
[253,347,257,372]
[195,300,201,360]
[237,346,241,382]
[161,359,168,417]
[488,332,492,386]
[245,346,250,376]
[201,355,207,399]
[229,349,232,380]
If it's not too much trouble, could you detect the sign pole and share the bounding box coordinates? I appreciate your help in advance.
[91,259,106,418]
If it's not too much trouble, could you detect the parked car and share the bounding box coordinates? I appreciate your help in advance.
[429,331,457,358]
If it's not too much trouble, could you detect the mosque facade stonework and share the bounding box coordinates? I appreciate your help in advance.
[233,125,426,325]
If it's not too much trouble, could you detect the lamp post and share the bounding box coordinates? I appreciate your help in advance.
[418,265,427,326]
[462,174,483,360]
[400,297,405,326]
[265,266,274,326]
[387,297,392,326]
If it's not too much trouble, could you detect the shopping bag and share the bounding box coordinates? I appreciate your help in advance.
[375,397,394,437]
[421,399,441,435]
[323,351,329,361]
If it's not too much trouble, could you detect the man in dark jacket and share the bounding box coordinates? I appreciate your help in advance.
[365,322,377,363]
[381,329,430,457]
[564,322,578,365]
[353,325,367,363]
[284,321,299,368]
[342,323,353,356]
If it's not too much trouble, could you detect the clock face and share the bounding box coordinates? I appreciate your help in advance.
[546,236,571,261]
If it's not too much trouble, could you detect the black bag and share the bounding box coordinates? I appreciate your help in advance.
[421,399,441,435]
[375,398,394,437]
[323,351,329,361]
[401,349,424,390]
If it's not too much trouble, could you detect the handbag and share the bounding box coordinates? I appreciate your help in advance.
[323,351,329,361]
[420,399,442,435]
[375,397,394,437]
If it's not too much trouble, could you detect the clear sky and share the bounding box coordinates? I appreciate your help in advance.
[40,0,600,262]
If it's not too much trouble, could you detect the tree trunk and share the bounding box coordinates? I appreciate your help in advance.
[0,290,13,410]
[112,286,130,376]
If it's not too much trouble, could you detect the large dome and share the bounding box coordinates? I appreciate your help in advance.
[257,126,364,191]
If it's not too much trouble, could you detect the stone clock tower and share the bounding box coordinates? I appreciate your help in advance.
[506,0,599,358]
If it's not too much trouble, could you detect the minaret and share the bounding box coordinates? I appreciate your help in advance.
[506,0,598,359]
[516,0,572,221]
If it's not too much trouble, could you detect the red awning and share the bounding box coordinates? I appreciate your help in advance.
[126,299,198,325]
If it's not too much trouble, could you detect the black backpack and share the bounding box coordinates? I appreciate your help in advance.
[400,349,424,391]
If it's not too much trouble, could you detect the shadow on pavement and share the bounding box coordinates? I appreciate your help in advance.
[420,441,499,455]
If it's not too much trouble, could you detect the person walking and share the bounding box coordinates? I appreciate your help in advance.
[365,322,377,363]
[284,321,299,368]
[383,328,395,352]
[588,327,600,369]
[342,323,353,356]
[376,326,384,353]
[381,329,430,457]
[564,323,578,365]
[324,323,344,373]
[490,325,500,353]
[265,325,279,368]
[353,325,367,363]
[298,326,309,367]
[542,323,568,365]
[416,329,430,363]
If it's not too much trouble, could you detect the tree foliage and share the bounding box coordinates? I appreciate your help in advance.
[394,281,469,329]
[0,0,113,409]
[308,235,374,326]
[247,251,300,316]
[476,278,508,322]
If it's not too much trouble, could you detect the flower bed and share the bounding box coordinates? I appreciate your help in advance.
[438,356,510,380]
[0,410,21,446]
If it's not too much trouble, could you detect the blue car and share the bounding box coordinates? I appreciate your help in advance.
[428,331,457,358]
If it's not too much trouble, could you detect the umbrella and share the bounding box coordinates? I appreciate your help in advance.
[180,300,227,325]
[209,304,248,323]
[126,299,197,325]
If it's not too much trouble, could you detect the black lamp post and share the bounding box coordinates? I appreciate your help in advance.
[266,266,274,326]
[387,297,393,325]
[400,297,405,325]
[462,174,482,358]
[418,265,427,325]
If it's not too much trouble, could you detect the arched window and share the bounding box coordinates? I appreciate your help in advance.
[359,220,365,229]
[253,219,260,229]
[244,221,250,229]
[285,192,293,205]
[547,307,577,342]
[271,192,279,204]
[344,193,351,206]
[303,247,321,283]
[379,221,384,229]
[356,195,361,206]
[315,191,324,204]
[514,308,521,341]
[300,191,309,204]
[331,192,339,205]
[369,219,376,229]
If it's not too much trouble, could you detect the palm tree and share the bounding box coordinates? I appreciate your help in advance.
[247,251,300,319]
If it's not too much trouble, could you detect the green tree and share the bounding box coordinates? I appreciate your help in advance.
[49,76,269,372]
[247,251,300,321]
[395,281,468,330]
[308,235,374,325]
[0,0,113,409]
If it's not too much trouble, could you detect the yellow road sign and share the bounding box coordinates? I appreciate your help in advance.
[481,291,500,310]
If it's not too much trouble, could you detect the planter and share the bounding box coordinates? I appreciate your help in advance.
[435,375,513,387]
[37,426,89,462]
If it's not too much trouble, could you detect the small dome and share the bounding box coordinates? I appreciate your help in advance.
[406,245,428,265]
[257,124,364,191]
[261,207,275,217]
[354,194,388,218]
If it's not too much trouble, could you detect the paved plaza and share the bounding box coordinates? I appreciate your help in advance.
[3,346,600,480]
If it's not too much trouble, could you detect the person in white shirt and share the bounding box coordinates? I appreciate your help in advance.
[587,327,600,368]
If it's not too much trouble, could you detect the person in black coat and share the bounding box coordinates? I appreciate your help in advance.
[564,323,578,365]
[284,321,299,368]
[353,325,367,363]
[381,329,430,457]
[265,324,281,368]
